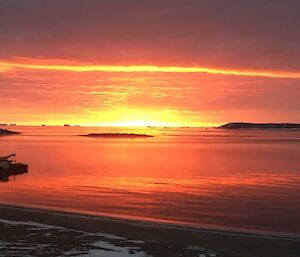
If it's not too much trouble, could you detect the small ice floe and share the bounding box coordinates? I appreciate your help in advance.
[96,232,125,240]
[199,252,218,257]
[185,245,219,257]
[187,245,206,251]
[128,240,144,244]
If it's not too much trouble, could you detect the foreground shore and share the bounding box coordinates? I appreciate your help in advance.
[0,205,299,257]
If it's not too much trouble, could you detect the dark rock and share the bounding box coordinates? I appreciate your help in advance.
[218,122,300,130]
[0,129,20,135]
[80,133,154,138]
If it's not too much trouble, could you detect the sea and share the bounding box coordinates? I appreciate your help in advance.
[1,125,300,236]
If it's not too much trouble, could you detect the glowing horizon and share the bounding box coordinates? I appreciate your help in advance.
[1,59,300,79]
[1,58,300,127]
[3,106,217,128]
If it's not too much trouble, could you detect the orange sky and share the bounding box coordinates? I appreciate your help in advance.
[0,1,300,127]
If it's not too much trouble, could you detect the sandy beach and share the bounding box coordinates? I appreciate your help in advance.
[0,204,299,257]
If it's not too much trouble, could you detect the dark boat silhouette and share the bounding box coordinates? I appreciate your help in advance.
[0,154,28,180]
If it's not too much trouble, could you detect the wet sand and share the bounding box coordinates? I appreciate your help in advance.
[0,204,299,257]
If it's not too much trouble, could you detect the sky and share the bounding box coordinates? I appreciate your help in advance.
[0,0,300,127]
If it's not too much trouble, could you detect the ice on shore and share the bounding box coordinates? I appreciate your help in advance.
[76,241,151,257]
[0,218,151,257]
[0,218,220,257]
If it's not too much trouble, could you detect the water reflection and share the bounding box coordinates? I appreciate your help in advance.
[0,126,300,234]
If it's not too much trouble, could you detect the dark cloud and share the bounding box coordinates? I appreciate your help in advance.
[0,0,300,70]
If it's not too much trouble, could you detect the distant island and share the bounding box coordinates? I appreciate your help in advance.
[0,129,20,135]
[219,122,300,130]
[80,133,154,138]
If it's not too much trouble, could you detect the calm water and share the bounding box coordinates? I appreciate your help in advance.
[1,126,300,235]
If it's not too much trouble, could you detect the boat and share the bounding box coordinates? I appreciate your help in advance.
[0,154,28,179]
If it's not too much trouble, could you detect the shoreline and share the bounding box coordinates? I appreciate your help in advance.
[0,204,300,257]
[0,203,299,241]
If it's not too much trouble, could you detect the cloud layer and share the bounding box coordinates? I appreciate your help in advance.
[1,0,300,70]
[0,0,300,125]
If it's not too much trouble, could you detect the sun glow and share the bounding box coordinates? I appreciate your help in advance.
[81,108,210,127]
[14,107,214,127]
[92,120,173,127]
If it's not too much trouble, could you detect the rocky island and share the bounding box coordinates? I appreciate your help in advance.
[0,128,20,135]
[80,133,154,138]
[219,122,300,130]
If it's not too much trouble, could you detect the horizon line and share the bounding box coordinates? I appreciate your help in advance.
[0,123,217,128]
